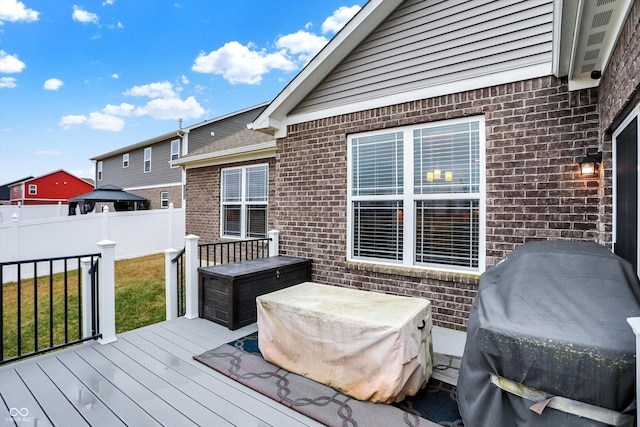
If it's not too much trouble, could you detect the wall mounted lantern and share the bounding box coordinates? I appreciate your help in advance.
[579,151,602,176]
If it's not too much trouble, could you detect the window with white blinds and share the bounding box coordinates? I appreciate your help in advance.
[348,118,484,272]
[221,164,268,238]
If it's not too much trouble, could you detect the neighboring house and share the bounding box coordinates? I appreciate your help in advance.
[246,0,639,331]
[172,128,276,243]
[9,170,94,205]
[91,103,268,210]
[0,176,33,205]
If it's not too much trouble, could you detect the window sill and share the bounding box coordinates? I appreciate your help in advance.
[345,261,480,285]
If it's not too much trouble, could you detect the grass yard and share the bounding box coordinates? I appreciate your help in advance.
[1,253,166,361]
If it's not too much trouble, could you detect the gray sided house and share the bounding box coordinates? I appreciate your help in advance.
[172,128,276,243]
[249,0,640,331]
[91,103,267,210]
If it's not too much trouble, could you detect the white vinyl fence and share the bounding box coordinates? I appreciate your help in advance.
[0,205,185,282]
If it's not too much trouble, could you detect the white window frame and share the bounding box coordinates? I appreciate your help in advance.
[28,184,37,195]
[97,161,103,181]
[160,191,169,208]
[347,116,486,273]
[144,147,151,173]
[123,153,129,168]
[220,164,268,239]
[170,139,180,166]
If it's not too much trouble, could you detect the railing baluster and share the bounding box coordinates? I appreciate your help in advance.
[17,264,22,357]
[49,260,54,348]
[33,261,38,353]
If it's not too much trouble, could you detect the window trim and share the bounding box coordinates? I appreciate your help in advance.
[143,147,152,173]
[160,191,169,208]
[220,163,269,239]
[97,161,103,181]
[347,116,486,274]
[170,139,180,167]
[28,184,37,195]
[123,153,129,168]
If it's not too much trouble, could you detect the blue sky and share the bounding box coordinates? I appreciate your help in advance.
[0,0,362,184]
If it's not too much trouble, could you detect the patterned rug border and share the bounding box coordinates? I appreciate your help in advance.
[194,338,462,427]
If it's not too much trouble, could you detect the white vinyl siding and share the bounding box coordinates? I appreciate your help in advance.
[293,0,553,115]
[348,117,485,272]
[221,164,268,238]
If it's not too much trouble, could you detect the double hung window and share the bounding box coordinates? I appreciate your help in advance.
[144,147,151,173]
[221,164,268,238]
[348,117,485,272]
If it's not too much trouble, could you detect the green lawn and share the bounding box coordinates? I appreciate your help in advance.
[1,253,166,361]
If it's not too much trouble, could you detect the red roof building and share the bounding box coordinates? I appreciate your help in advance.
[9,170,94,205]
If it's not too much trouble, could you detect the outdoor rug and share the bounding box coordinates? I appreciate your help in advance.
[194,332,463,427]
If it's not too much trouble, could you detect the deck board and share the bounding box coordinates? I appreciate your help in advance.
[0,317,323,427]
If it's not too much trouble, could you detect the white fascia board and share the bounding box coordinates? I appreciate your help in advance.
[252,0,403,137]
[123,182,183,191]
[172,141,276,169]
[284,63,553,128]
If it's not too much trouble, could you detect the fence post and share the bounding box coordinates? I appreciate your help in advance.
[168,203,175,249]
[80,257,93,338]
[268,230,280,257]
[102,205,110,240]
[184,234,200,319]
[165,248,179,321]
[97,240,117,344]
[10,213,19,262]
[628,317,640,427]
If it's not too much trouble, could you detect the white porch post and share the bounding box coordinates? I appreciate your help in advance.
[80,257,93,338]
[268,229,280,257]
[184,234,200,319]
[627,317,640,427]
[97,240,117,344]
[165,248,179,321]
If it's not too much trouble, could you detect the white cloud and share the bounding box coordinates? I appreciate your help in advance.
[321,5,361,34]
[123,81,177,99]
[0,0,39,24]
[72,5,99,25]
[86,112,124,131]
[180,74,189,85]
[111,73,119,79]
[58,115,87,130]
[134,96,205,120]
[192,41,297,85]
[44,78,64,91]
[102,102,135,117]
[0,50,25,73]
[0,77,17,89]
[33,150,60,156]
[102,0,115,5]
[276,30,328,63]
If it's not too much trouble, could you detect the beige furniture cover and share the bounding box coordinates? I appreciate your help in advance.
[256,282,433,403]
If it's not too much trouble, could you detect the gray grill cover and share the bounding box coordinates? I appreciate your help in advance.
[458,241,639,426]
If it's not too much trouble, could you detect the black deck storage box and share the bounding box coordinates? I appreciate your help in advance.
[198,256,311,330]
[458,241,640,426]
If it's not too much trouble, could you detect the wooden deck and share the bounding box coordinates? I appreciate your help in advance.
[0,317,324,427]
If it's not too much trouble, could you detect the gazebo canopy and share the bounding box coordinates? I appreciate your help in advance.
[69,184,149,214]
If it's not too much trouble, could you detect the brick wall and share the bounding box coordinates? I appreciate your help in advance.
[130,185,182,209]
[275,75,601,330]
[185,158,276,243]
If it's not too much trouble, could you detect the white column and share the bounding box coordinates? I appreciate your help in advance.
[97,240,117,344]
[80,257,93,338]
[268,229,280,257]
[165,248,179,321]
[184,234,200,319]
[168,203,175,248]
[101,205,110,240]
[627,317,640,427]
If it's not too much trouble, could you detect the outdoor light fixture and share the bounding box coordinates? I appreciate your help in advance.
[579,151,602,176]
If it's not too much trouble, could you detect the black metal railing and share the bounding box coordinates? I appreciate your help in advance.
[171,248,186,317]
[0,254,102,365]
[198,238,271,267]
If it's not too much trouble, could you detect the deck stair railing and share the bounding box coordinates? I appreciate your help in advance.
[166,230,280,321]
[0,253,102,365]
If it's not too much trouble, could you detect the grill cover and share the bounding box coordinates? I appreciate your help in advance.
[458,241,640,426]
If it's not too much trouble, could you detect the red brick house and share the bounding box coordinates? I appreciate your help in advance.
[244,0,639,331]
[9,170,94,205]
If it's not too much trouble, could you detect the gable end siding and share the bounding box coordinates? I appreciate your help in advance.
[293,0,554,115]
[188,108,265,153]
